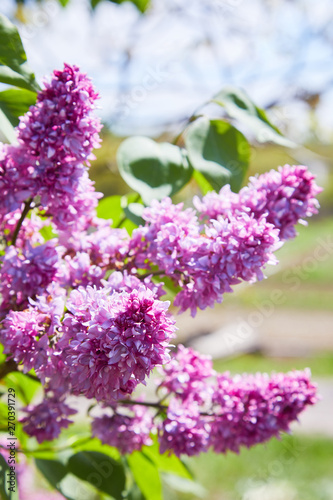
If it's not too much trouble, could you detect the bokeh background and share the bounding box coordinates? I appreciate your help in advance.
[2,0,333,498]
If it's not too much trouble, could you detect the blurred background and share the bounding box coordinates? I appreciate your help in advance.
[2,0,333,498]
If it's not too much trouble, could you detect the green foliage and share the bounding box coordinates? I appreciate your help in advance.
[0,14,39,141]
[212,86,295,148]
[117,137,193,204]
[0,14,39,93]
[185,117,251,192]
[0,453,19,500]
[128,451,163,500]
[35,459,68,491]
[67,451,126,499]
[0,89,37,126]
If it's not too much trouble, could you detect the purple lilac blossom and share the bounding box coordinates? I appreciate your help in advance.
[158,344,215,403]
[1,210,45,248]
[92,405,154,454]
[210,369,318,453]
[0,241,60,316]
[20,398,76,443]
[159,398,211,457]
[0,64,102,233]
[55,284,176,401]
[194,165,322,240]
[0,308,50,376]
[173,212,280,316]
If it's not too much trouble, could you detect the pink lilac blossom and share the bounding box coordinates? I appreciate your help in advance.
[209,369,318,453]
[129,198,200,270]
[0,210,45,248]
[92,405,154,454]
[20,398,76,443]
[159,399,211,457]
[173,212,280,316]
[130,199,280,316]
[0,64,102,233]
[55,285,176,402]
[0,144,35,221]
[0,241,60,316]
[0,308,50,376]
[194,165,321,240]
[106,271,165,300]
[158,344,215,403]
[18,63,101,163]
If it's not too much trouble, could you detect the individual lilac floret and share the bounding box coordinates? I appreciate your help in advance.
[20,398,76,443]
[158,345,215,403]
[56,284,176,402]
[0,242,60,316]
[195,165,321,240]
[92,405,154,454]
[158,399,211,457]
[210,369,318,453]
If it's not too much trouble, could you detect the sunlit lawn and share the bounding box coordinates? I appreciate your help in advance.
[167,434,333,500]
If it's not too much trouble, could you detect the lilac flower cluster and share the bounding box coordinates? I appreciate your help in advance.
[92,405,153,454]
[0,242,60,316]
[126,165,321,316]
[20,397,76,443]
[194,165,322,240]
[0,64,321,457]
[55,284,176,401]
[156,346,317,457]
[0,64,102,233]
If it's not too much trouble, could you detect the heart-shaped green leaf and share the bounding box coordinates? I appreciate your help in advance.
[213,86,295,148]
[117,136,193,204]
[185,117,250,192]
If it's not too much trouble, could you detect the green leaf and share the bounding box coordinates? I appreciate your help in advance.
[0,453,10,500]
[117,137,193,204]
[0,108,16,143]
[123,203,144,226]
[39,224,57,242]
[70,437,121,462]
[185,117,250,192]
[127,451,162,500]
[142,442,192,479]
[0,14,26,71]
[192,170,213,195]
[0,14,40,92]
[0,65,39,92]
[4,372,41,405]
[162,473,206,498]
[67,451,125,499]
[212,86,296,148]
[97,195,123,225]
[58,0,71,6]
[35,458,68,490]
[0,452,19,500]
[0,88,37,126]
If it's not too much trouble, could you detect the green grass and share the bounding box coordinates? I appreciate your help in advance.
[213,352,333,377]
[173,434,333,500]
